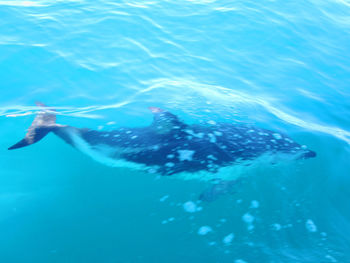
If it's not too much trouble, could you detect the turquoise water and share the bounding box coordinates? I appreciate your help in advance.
[1,0,350,262]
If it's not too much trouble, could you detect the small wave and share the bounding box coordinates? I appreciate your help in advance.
[138,78,350,145]
[0,1,48,7]
[0,100,131,119]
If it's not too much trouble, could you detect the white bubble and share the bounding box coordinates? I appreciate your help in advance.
[159,195,169,202]
[207,120,216,125]
[305,219,317,232]
[198,226,212,235]
[325,255,337,262]
[234,260,247,263]
[321,232,327,237]
[250,200,259,209]
[272,223,282,231]
[247,225,254,231]
[183,201,198,213]
[242,213,254,224]
[222,233,234,245]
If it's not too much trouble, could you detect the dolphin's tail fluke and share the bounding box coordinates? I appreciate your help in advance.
[8,102,57,150]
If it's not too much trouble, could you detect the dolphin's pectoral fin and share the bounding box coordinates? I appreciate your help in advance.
[199,180,238,202]
[148,107,187,133]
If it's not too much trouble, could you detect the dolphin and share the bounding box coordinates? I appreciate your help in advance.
[9,102,316,200]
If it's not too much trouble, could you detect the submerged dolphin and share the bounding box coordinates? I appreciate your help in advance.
[9,103,316,200]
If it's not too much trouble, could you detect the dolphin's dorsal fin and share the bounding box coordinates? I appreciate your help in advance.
[148,107,187,134]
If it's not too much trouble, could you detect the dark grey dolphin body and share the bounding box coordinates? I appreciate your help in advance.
[9,103,316,200]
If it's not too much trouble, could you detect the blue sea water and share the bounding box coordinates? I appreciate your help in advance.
[1,0,350,262]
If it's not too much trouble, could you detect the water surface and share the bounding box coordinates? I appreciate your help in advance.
[0,0,349,262]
